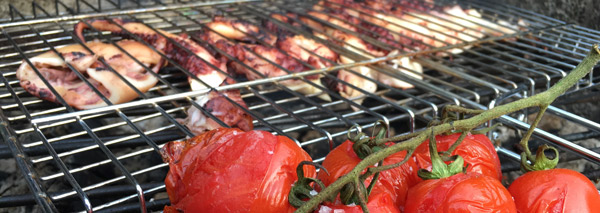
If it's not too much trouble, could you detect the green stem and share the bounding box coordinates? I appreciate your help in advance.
[442,131,468,156]
[295,45,600,213]
[365,149,415,174]
[354,177,369,213]
[442,105,485,120]
[364,164,381,195]
[374,131,423,145]
[470,123,501,135]
[519,105,548,162]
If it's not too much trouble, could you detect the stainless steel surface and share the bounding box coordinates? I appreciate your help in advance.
[0,0,598,211]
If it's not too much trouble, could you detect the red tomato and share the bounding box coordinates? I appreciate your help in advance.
[161,128,315,212]
[315,192,401,213]
[405,172,517,213]
[414,133,502,181]
[508,168,600,212]
[317,140,420,209]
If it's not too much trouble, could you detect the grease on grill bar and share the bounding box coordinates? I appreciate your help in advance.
[0,0,599,212]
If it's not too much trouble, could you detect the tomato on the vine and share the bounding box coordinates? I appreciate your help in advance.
[316,192,400,213]
[161,128,315,212]
[317,140,420,209]
[414,132,502,181]
[508,168,600,212]
[405,172,517,212]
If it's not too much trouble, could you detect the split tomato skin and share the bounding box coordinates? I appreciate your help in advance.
[315,193,401,213]
[414,133,502,181]
[405,172,517,213]
[508,168,600,213]
[317,140,420,208]
[161,128,315,212]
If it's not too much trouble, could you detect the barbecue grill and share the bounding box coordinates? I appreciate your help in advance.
[0,0,599,212]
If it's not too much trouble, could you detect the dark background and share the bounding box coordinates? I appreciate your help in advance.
[499,0,600,30]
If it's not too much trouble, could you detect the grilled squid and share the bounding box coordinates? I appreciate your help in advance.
[16,40,164,109]
[75,19,228,92]
[182,90,253,135]
[75,19,253,132]
[203,18,337,101]
[317,0,518,54]
[203,16,277,46]
[298,12,424,102]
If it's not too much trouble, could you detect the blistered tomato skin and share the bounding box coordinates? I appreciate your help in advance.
[317,140,420,209]
[508,168,600,213]
[405,172,517,213]
[414,133,502,181]
[161,128,315,212]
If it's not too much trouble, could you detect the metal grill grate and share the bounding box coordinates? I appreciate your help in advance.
[0,0,599,212]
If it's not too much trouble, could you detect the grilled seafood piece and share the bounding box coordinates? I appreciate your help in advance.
[16,40,164,109]
[182,89,253,135]
[75,19,254,133]
[203,18,337,101]
[75,19,228,92]
[317,0,518,53]
[203,16,276,46]
[333,32,421,107]
[299,12,424,90]
[333,32,379,107]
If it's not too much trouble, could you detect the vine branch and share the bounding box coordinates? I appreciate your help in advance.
[295,45,600,212]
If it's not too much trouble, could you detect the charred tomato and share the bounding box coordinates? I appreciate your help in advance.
[405,172,517,212]
[317,140,420,209]
[161,128,315,212]
[508,168,600,213]
[414,133,502,181]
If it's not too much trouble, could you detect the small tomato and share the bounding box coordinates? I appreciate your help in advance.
[405,172,517,212]
[508,168,600,213]
[317,140,420,209]
[161,128,315,212]
[414,133,502,181]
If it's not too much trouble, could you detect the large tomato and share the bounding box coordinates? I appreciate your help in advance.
[508,168,600,212]
[317,140,420,209]
[405,172,517,212]
[161,128,315,212]
[316,192,400,213]
[414,133,502,181]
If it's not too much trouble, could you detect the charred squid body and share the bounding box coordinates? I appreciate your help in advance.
[203,18,336,101]
[203,16,277,46]
[75,19,254,133]
[182,90,253,135]
[16,40,164,109]
[75,19,228,92]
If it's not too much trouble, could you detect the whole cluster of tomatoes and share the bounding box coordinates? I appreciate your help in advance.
[161,128,600,212]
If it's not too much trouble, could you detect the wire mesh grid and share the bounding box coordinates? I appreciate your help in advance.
[0,0,599,211]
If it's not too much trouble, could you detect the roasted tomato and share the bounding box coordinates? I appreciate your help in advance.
[316,192,401,213]
[317,140,420,209]
[508,168,600,212]
[405,172,517,212]
[414,133,502,181]
[161,128,315,212]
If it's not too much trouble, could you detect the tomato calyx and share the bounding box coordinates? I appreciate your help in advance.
[418,129,466,180]
[289,161,330,208]
[520,144,559,172]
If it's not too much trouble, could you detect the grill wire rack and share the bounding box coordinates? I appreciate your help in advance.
[0,0,599,212]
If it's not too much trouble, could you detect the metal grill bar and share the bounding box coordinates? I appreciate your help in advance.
[0,0,599,211]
